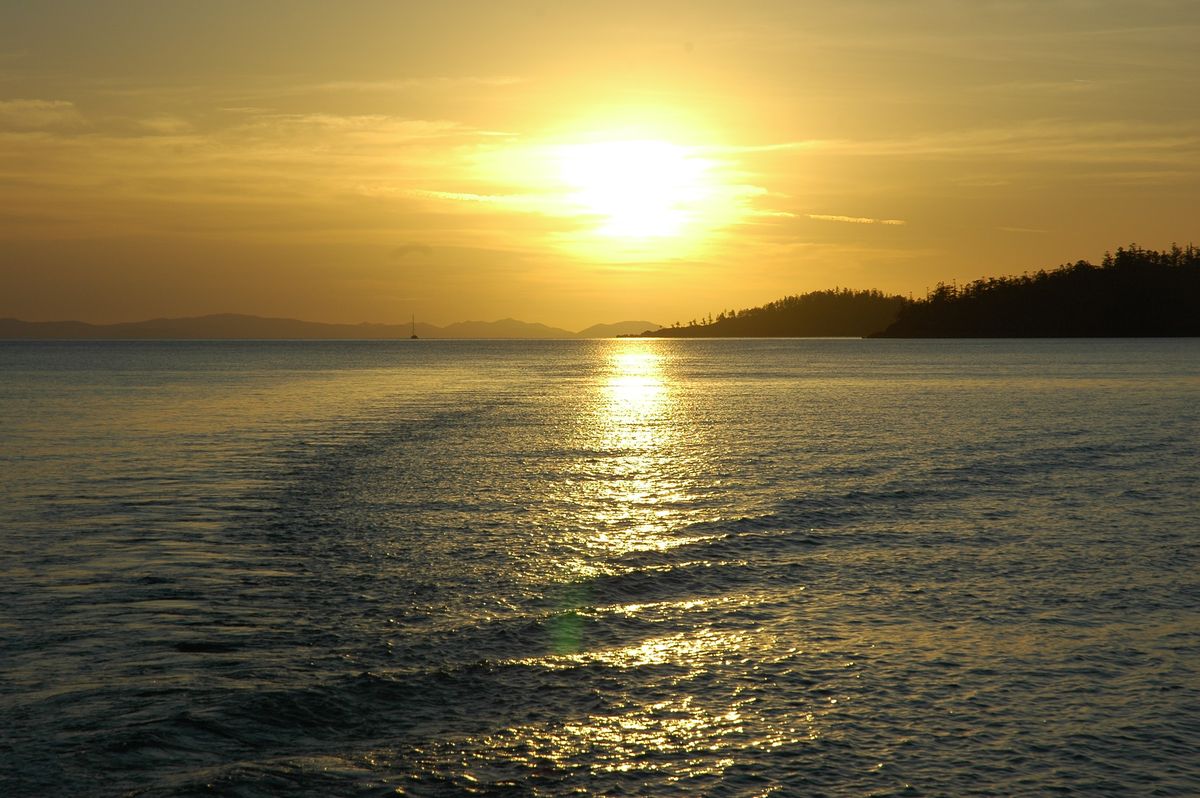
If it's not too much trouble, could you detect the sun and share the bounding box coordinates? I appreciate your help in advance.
[556,139,714,240]
[468,127,748,261]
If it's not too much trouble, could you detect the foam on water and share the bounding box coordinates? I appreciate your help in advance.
[1,339,1198,796]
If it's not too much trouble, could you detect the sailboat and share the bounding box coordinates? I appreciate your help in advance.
[410,314,419,340]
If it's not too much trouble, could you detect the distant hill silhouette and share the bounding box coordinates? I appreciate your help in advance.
[577,320,663,338]
[0,313,440,340]
[635,244,1199,339]
[637,289,905,338]
[436,318,575,339]
[874,244,1200,337]
[0,313,662,340]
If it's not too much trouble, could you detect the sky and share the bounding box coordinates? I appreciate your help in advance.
[2,0,1198,328]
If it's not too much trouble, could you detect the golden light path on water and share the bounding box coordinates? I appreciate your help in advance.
[502,340,819,779]
[574,340,701,561]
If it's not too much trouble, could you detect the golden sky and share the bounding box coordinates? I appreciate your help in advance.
[2,1,1198,328]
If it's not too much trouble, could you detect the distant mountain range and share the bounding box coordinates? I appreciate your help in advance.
[0,313,661,340]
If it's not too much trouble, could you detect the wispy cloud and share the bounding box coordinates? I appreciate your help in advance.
[0,99,85,130]
[240,113,466,139]
[976,78,1107,95]
[411,189,506,203]
[136,114,193,135]
[809,214,906,225]
[407,188,564,218]
[809,120,1200,165]
[390,242,434,259]
[706,141,824,155]
[307,75,524,93]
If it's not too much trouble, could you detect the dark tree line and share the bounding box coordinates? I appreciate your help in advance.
[636,244,1200,339]
[875,244,1200,337]
[641,288,906,338]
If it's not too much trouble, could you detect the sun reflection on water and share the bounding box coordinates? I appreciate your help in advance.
[527,340,801,779]
[371,339,860,789]
[607,348,666,406]
[543,628,755,669]
[568,339,690,557]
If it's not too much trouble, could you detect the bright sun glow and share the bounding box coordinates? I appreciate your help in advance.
[557,140,714,240]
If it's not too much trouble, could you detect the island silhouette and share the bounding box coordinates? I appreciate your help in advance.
[636,244,1199,338]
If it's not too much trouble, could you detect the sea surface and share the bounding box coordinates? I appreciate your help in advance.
[1,338,1198,797]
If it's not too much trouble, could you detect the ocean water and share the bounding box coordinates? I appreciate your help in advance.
[1,338,1198,797]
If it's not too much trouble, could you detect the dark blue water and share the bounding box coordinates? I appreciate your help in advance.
[2,339,1198,796]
